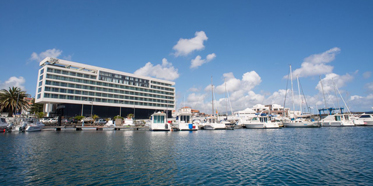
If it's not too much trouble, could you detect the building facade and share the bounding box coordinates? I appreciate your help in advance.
[35,57,175,119]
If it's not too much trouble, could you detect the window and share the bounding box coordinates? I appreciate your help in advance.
[39,81,42,86]
[39,75,43,80]
[40,69,44,74]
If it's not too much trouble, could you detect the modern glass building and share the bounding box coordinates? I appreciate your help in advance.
[35,57,175,119]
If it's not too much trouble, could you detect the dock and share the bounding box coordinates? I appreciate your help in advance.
[44,125,149,131]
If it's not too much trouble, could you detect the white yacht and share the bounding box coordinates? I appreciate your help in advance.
[200,117,226,130]
[149,112,170,131]
[354,113,373,126]
[283,118,320,128]
[319,114,355,127]
[25,121,45,132]
[243,114,280,129]
[175,112,198,131]
[0,118,8,132]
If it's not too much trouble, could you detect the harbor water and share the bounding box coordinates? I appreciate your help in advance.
[1,127,373,185]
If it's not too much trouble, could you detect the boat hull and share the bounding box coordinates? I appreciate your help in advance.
[245,124,265,129]
[320,121,343,127]
[283,122,320,128]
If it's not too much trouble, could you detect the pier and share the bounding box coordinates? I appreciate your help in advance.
[44,125,149,131]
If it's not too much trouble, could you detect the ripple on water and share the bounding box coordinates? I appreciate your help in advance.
[1,128,373,185]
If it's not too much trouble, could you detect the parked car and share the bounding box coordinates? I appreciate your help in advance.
[70,119,79,124]
[94,119,107,125]
[81,117,94,123]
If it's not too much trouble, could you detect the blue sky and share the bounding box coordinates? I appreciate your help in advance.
[1,0,372,113]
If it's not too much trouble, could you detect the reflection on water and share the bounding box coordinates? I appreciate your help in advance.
[1,128,373,185]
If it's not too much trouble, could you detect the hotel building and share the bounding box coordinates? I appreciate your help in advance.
[35,57,175,119]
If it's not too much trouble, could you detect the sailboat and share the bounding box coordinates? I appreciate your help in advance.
[200,77,226,130]
[317,77,355,127]
[283,65,320,128]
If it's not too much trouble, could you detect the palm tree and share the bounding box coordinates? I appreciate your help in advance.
[30,98,43,114]
[0,87,30,117]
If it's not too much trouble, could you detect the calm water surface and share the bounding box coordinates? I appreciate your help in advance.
[1,127,373,185]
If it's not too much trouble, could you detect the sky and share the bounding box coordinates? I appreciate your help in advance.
[1,0,373,114]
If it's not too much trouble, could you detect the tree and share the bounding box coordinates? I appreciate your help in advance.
[127,113,134,119]
[36,112,45,119]
[30,98,43,114]
[114,115,123,120]
[74,115,84,121]
[0,87,30,117]
[92,114,99,120]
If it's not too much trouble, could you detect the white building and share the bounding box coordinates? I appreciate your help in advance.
[35,57,175,119]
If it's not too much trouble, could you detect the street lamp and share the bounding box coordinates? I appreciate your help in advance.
[119,101,123,117]
[90,101,93,117]
[81,99,87,116]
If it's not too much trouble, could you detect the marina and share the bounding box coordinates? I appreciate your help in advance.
[1,127,373,185]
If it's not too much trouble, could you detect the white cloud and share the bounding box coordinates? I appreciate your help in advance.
[366,82,373,92]
[285,47,340,78]
[363,71,371,79]
[30,48,63,62]
[347,94,373,111]
[173,31,208,56]
[134,58,179,81]
[206,53,216,61]
[189,87,200,92]
[187,71,262,113]
[0,76,26,90]
[190,53,216,69]
[315,73,353,93]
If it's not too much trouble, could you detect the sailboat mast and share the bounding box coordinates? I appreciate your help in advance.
[320,76,327,108]
[290,65,295,112]
[297,76,302,114]
[331,78,341,110]
[225,78,228,116]
[211,76,214,117]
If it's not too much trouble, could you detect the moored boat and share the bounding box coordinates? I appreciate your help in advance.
[354,113,373,126]
[149,112,170,131]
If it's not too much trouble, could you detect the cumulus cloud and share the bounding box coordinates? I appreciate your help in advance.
[285,47,340,78]
[134,58,179,81]
[366,82,373,92]
[212,71,262,94]
[316,73,353,93]
[0,76,26,90]
[173,31,208,56]
[190,53,216,69]
[363,71,371,79]
[347,94,373,111]
[189,87,200,92]
[30,48,63,62]
[185,71,262,113]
